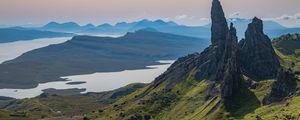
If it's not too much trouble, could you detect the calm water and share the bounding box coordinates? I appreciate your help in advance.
[0,61,173,99]
[0,37,71,63]
[0,36,174,99]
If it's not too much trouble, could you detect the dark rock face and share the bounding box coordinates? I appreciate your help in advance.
[211,0,228,45]
[153,0,243,99]
[194,0,230,81]
[263,69,297,104]
[152,53,201,90]
[217,24,243,98]
[239,17,281,80]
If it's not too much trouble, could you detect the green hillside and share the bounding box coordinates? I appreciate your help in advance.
[87,34,300,120]
[273,34,300,71]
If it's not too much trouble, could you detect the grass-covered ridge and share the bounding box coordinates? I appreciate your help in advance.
[273,34,300,55]
[273,33,300,71]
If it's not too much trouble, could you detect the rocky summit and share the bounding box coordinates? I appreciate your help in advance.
[239,17,281,80]
[211,0,228,45]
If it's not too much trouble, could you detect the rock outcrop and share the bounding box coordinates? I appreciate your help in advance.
[211,0,228,45]
[194,0,230,81]
[153,0,243,99]
[263,69,297,104]
[152,0,283,101]
[218,23,243,98]
[239,17,281,80]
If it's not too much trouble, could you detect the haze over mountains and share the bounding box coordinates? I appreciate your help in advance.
[40,19,300,39]
[0,27,74,43]
[40,19,210,39]
[1,18,300,43]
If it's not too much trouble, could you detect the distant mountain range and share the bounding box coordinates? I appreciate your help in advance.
[38,19,300,39]
[0,29,209,89]
[205,18,300,39]
[0,27,75,43]
[40,19,210,39]
[1,19,298,43]
[41,22,95,33]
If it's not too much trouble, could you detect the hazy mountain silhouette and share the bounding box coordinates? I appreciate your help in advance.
[0,27,74,43]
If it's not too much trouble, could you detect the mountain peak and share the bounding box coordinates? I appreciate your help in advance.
[249,17,263,32]
[211,0,228,45]
[47,21,59,25]
[97,23,113,28]
[140,19,151,23]
[83,23,95,28]
[61,22,80,27]
[239,17,281,79]
[154,19,164,23]
[43,21,80,28]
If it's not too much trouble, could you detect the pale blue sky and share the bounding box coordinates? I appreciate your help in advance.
[1,0,300,27]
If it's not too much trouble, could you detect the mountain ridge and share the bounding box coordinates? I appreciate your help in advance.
[0,27,74,43]
[39,18,300,40]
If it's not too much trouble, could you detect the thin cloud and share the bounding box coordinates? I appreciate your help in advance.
[295,12,300,19]
[175,15,196,20]
[276,15,293,20]
[175,15,188,20]
[229,11,241,18]
[276,12,300,20]
[262,12,300,28]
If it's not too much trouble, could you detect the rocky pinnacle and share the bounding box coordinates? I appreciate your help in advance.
[239,17,281,80]
[218,23,243,98]
[211,0,228,45]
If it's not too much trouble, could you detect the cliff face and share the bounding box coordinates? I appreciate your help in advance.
[194,0,231,81]
[239,17,281,80]
[211,0,228,45]
[218,23,243,98]
[153,0,243,99]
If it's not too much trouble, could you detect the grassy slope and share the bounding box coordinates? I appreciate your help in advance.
[273,34,300,71]
[89,34,300,120]
[240,34,300,120]
[90,74,297,120]
[91,68,231,120]
[0,83,145,120]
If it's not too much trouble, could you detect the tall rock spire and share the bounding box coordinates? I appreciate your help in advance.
[239,17,280,80]
[219,23,243,98]
[211,0,228,45]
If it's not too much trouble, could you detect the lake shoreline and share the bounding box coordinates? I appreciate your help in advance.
[0,60,174,99]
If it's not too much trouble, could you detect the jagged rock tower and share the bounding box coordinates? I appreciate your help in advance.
[211,0,228,45]
[239,17,281,80]
[218,23,243,98]
[154,0,278,100]
[210,0,243,99]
